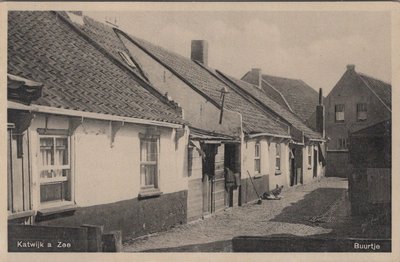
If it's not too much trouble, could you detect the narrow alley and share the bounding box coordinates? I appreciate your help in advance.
[123,177,378,252]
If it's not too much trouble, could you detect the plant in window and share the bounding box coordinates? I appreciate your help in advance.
[39,136,70,203]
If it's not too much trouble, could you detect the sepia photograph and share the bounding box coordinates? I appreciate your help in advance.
[2,2,398,259]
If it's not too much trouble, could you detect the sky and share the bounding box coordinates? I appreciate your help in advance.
[85,11,391,95]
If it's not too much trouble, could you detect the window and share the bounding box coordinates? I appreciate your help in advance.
[254,142,260,174]
[338,138,348,150]
[357,103,367,121]
[118,51,137,68]
[140,137,159,189]
[275,143,281,172]
[335,104,345,122]
[308,146,312,167]
[39,135,71,204]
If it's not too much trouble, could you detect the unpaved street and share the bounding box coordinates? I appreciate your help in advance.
[122,177,385,252]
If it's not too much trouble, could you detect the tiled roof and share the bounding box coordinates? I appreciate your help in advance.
[119,33,289,135]
[8,11,183,124]
[358,73,391,109]
[262,75,321,123]
[241,71,292,112]
[242,71,321,123]
[59,12,149,80]
[217,72,322,139]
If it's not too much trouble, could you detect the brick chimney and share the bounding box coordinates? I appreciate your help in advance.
[251,68,262,89]
[316,88,325,137]
[191,40,208,66]
[347,64,355,71]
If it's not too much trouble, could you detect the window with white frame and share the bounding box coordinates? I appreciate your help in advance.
[39,135,71,204]
[140,136,159,190]
[335,104,345,122]
[357,103,367,121]
[275,143,281,172]
[254,142,261,174]
[308,146,312,167]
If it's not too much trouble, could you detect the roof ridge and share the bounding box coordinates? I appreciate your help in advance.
[217,70,321,138]
[262,73,302,83]
[128,33,195,65]
[114,28,223,110]
[54,11,185,120]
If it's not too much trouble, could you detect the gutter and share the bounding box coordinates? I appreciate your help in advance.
[8,101,183,129]
[247,133,291,139]
[309,138,326,142]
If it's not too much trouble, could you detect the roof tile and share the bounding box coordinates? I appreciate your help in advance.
[120,34,289,135]
[8,11,183,124]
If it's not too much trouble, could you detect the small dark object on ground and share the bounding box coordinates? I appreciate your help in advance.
[262,184,284,200]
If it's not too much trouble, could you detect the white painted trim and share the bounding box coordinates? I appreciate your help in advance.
[8,101,183,129]
[248,132,291,139]
[309,138,325,142]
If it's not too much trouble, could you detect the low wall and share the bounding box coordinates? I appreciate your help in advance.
[349,168,391,224]
[35,190,187,240]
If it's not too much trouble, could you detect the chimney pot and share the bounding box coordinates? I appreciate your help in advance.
[319,88,323,105]
[251,68,262,89]
[191,40,208,66]
[347,64,355,71]
[316,88,325,137]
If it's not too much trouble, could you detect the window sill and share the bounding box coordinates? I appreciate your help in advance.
[37,204,79,217]
[275,170,282,176]
[138,188,163,200]
[8,210,35,220]
[253,174,262,179]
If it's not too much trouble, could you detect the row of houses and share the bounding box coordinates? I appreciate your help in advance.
[7,11,327,240]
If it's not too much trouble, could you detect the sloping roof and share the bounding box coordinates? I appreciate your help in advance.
[358,73,391,109]
[241,71,292,112]
[59,12,149,80]
[8,11,183,125]
[242,71,321,123]
[351,119,391,137]
[117,32,289,135]
[217,72,322,139]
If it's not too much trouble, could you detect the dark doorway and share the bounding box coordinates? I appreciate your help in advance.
[202,144,217,214]
[290,148,296,186]
[224,144,240,207]
[313,148,318,178]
